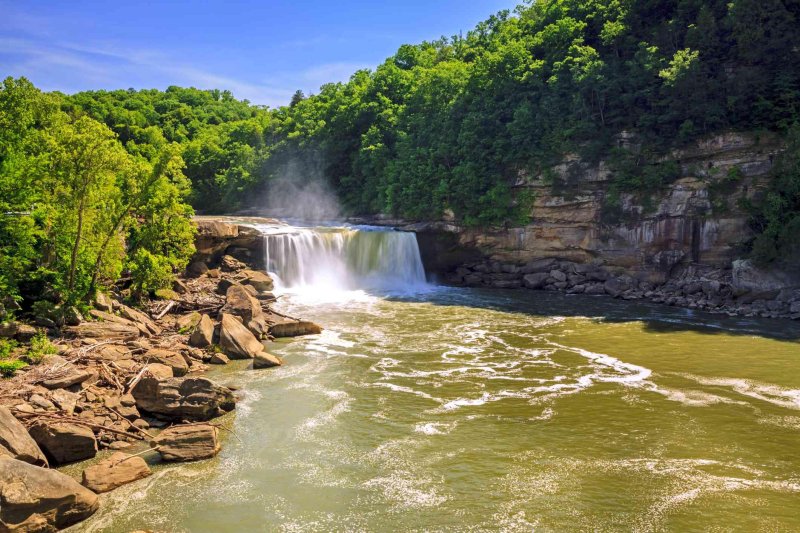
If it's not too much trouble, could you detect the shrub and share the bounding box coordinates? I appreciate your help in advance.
[24,331,57,364]
[0,360,27,377]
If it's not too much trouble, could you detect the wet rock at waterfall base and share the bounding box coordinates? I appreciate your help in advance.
[153,424,221,462]
[0,456,99,531]
[268,318,323,338]
[131,375,235,421]
[253,351,283,369]
[28,421,98,465]
[241,269,274,292]
[219,313,265,359]
[81,452,152,493]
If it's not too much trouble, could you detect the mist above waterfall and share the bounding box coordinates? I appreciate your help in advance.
[257,159,342,222]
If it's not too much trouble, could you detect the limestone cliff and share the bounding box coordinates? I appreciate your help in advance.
[418,132,783,284]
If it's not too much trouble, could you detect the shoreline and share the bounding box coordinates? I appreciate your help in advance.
[0,222,321,532]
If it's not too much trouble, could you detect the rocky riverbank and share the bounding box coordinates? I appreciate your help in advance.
[442,257,800,320]
[0,220,321,532]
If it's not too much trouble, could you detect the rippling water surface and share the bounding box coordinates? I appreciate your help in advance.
[80,286,800,532]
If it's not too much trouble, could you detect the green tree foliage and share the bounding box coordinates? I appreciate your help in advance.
[3,0,800,307]
[59,1,800,229]
[749,125,800,268]
[0,77,195,308]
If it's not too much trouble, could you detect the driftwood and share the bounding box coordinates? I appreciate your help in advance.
[154,300,177,320]
[12,410,146,441]
[107,406,156,439]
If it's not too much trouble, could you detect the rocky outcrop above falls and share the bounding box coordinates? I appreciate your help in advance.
[192,216,281,269]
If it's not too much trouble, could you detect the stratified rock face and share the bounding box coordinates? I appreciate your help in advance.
[218,313,264,359]
[0,407,48,467]
[0,456,100,532]
[154,425,220,462]
[28,422,98,465]
[425,132,783,283]
[131,375,235,421]
[81,452,152,493]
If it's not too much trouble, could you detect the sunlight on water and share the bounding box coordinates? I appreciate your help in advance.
[77,225,800,533]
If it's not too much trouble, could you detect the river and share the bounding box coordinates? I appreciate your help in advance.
[78,224,800,532]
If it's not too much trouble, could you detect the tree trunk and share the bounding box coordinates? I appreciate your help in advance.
[67,192,87,292]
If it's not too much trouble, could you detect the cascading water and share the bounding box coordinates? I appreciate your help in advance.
[259,224,427,292]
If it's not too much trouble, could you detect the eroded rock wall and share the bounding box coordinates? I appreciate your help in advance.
[428,132,783,284]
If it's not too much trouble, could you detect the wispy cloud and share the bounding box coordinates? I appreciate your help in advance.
[0,33,370,107]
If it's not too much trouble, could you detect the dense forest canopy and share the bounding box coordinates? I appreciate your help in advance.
[2,0,800,311]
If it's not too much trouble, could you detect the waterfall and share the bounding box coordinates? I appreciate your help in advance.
[259,225,427,291]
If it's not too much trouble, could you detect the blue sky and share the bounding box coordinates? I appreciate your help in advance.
[0,0,517,108]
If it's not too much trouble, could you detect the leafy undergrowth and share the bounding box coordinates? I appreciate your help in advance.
[0,331,57,378]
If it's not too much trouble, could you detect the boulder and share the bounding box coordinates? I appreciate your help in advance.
[29,394,56,411]
[209,352,230,365]
[520,258,559,274]
[65,320,140,341]
[143,348,189,377]
[732,259,797,297]
[549,270,567,283]
[38,356,92,390]
[0,456,99,531]
[172,278,189,295]
[49,390,78,416]
[604,277,633,298]
[63,307,83,327]
[523,272,549,290]
[253,352,283,369]
[0,407,48,467]
[216,278,236,295]
[186,260,209,278]
[220,255,246,272]
[175,312,201,332]
[189,315,214,348]
[93,292,114,312]
[131,376,235,421]
[268,319,323,338]
[219,313,264,359]
[143,363,174,380]
[246,315,270,338]
[28,422,97,465]
[220,284,262,323]
[81,452,152,493]
[154,425,220,462]
[118,304,161,336]
[194,220,239,256]
[241,270,274,292]
[14,324,37,342]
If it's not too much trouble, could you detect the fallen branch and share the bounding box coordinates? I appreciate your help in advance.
[107,406,156,439]
[154,301,177,320]
[13,410,146,441]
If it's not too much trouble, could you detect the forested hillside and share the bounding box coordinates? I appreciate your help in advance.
[2,0,800,311]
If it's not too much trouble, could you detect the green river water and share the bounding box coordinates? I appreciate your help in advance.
[74,284,800,532]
